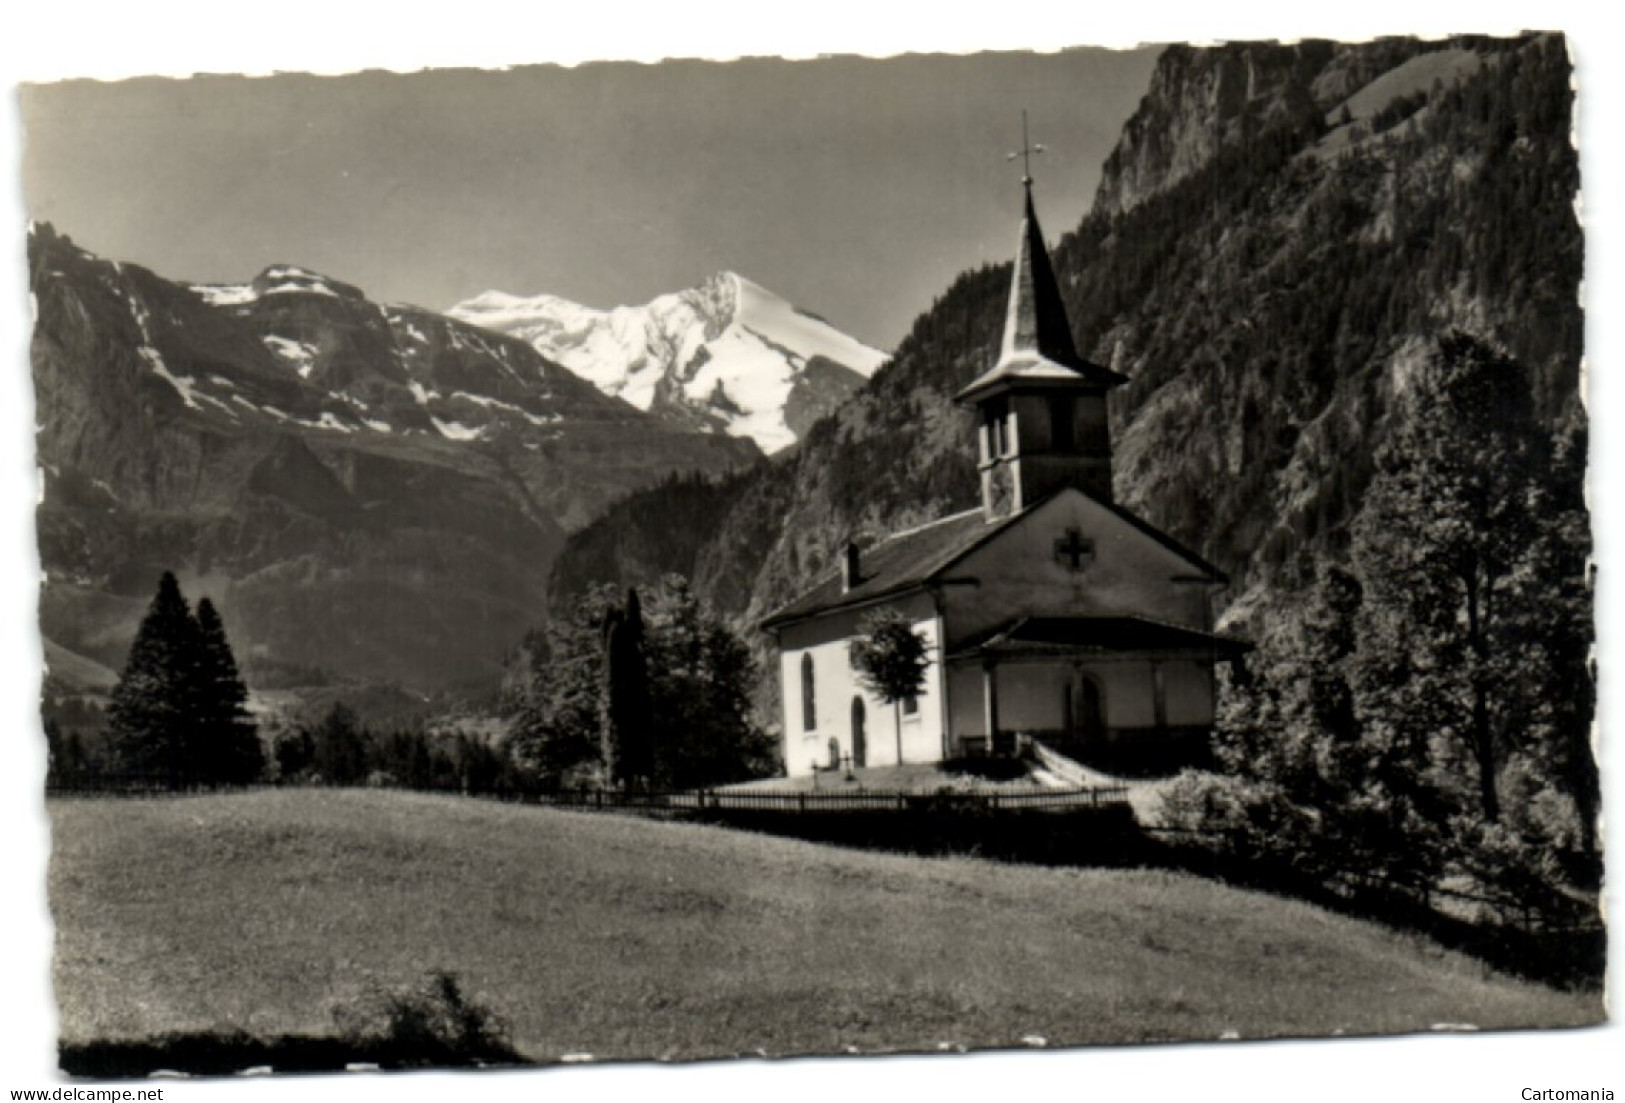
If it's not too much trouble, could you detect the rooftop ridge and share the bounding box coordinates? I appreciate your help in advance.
[873,506,984,544]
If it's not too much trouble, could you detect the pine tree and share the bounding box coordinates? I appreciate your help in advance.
[310,702,368,786]
[192,598,263,785]
[108,572,202,787]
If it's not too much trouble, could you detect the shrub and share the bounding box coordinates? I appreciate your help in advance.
[331,970,519,1068]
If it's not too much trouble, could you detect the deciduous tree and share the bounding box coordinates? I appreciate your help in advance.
[848,607,931,765]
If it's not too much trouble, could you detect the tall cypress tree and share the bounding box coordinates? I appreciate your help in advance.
[192,598,263,785]
[108,572,201,787]
[601,589,653,790]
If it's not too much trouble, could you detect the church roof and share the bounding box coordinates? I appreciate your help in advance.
[760,507,1015,630]
[759,487,1228,631]
[956,187,1128,404]
[945,616,1252,661]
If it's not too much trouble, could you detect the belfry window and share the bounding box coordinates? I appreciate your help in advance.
[1049,396,1075,452]
[800,653,817,731]
[985,400,1010,457]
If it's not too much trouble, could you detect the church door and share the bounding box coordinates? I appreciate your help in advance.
[1065,672,1105,742]
[850,697,867,768]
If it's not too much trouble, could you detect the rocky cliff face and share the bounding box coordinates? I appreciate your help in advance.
[1090,37,1448,217]
[550,33,1582,713]
[30,226,757,700]
[449,272,886,454]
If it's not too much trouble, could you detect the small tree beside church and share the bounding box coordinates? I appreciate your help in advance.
[849,608,930,765]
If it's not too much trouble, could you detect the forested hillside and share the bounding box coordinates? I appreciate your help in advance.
[551,33,1581,665]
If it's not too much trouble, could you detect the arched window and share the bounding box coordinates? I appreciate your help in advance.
[801,653,817,731]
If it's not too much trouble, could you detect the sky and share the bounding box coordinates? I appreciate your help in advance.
[20,50,1159,350]
[3,1,1622,1099]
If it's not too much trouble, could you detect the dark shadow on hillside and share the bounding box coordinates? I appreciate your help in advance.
[688,805,1605,993]
[59,1030,529,1079]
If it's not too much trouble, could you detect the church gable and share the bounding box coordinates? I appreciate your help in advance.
[943,488,1218,645]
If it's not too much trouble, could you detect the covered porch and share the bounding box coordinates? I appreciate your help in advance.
[944,616,1250,777]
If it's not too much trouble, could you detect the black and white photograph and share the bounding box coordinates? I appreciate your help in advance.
[2,4,1618,1100]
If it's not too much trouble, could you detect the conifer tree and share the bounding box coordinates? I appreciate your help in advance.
[108,572,201,787]
[106,574,263,788]
[192,598,263,785]
[310,701,368,786]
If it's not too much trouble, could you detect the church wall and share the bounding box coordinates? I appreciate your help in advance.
[997,664,1065,731]
[945,660,1163,740]
[775,591,946,777]
[1100,663,1158,728]
[1164,660,1215,726]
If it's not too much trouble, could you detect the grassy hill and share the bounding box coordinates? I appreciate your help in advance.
[50,790,1600,1063]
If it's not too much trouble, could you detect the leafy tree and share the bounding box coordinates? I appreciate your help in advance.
[274,726,316,783]
[848,607,931,765]
[512,577,772,790]
[1173,333,1596,918]
[44,718,92,790]
[1180,565,1450,891]
[507,584,621,785]
[643,576,773,789]
[1350,332,1579,827]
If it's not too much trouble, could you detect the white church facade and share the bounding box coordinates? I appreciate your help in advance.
[762,182,1249,780]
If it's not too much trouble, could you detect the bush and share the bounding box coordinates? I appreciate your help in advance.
[331,970,519,1068]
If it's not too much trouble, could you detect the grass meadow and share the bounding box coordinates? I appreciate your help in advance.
[49,789,1603,1062]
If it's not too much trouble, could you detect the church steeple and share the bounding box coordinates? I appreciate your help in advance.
[999,185,1087,370]
[957,143,1127,522]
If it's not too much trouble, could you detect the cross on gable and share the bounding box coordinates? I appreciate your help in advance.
[1054,527,1095,572]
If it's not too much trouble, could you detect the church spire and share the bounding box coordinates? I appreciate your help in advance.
[958,117,1128,519]
[999,184,1085,369]
[957,135,1126,404]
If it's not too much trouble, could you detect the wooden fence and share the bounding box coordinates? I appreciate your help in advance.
[44,778,1130,816]
[505,785,1129,815]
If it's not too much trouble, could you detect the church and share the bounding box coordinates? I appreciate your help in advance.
[761,177,1250,780]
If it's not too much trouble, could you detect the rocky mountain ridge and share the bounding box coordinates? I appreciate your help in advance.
[449,271,886,454]
[31,224,757,703]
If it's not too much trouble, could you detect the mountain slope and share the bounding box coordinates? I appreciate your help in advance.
[450,272,887,454]
[547,34,1581,709]
[30,226,757,698]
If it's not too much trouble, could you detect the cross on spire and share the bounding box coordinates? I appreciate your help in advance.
[1007,109,1046,187]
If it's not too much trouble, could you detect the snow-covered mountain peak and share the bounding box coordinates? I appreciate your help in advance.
[191,264,367,307]
[448,273,886,453]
